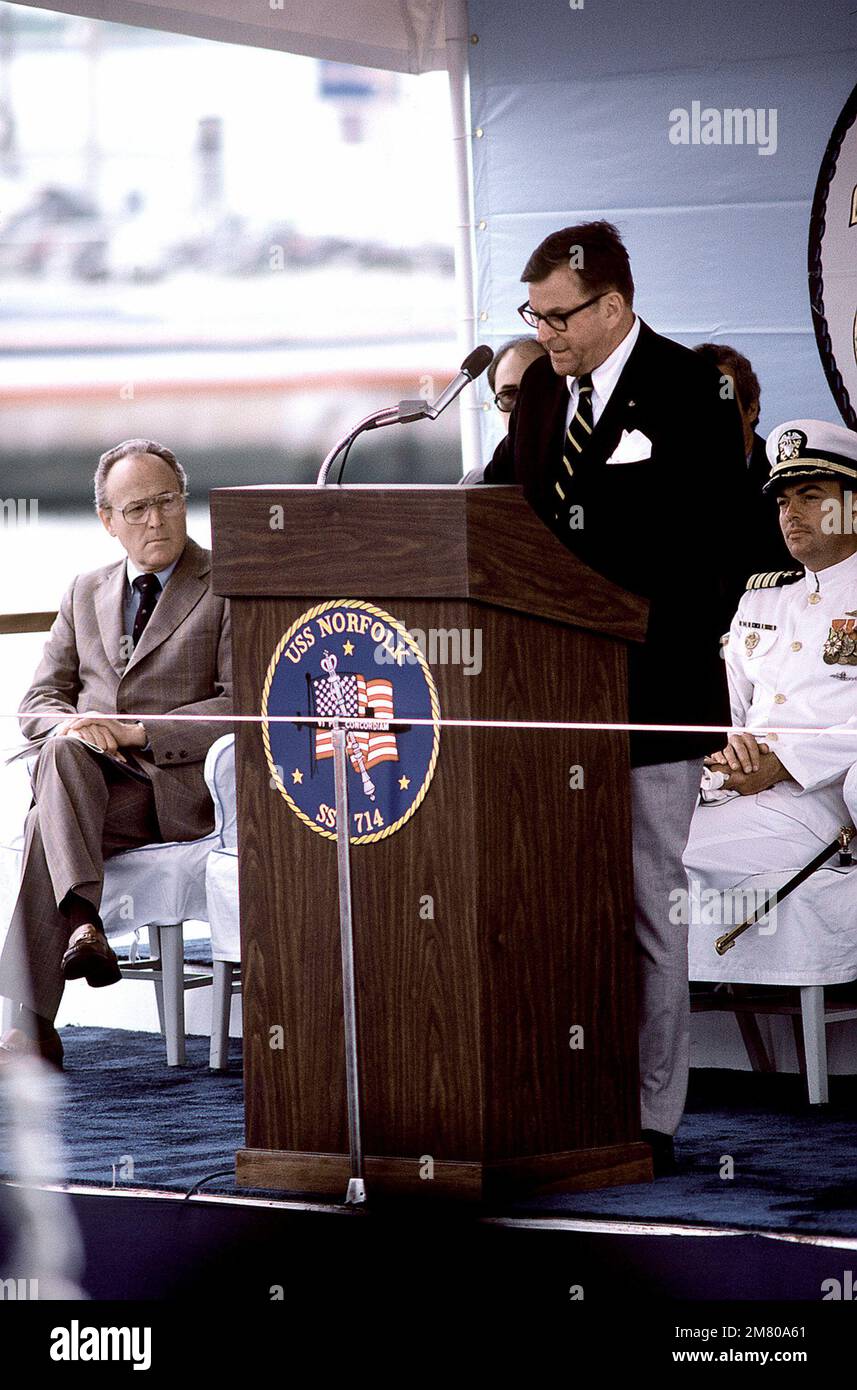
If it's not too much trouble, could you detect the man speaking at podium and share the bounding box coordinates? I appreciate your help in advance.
[484,221,747,1172]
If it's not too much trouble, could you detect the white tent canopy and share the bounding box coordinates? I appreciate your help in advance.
[13,0,450,73]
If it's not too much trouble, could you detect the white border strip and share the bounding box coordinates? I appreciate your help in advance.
[6,1181,857,1249]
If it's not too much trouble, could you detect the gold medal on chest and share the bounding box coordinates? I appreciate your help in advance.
[744,631,760,655]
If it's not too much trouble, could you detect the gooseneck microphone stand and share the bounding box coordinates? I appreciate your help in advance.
[315,344,494,1204]
[316,344,494,487]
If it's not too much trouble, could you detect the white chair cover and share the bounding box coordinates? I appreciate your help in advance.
[203,736,240,964]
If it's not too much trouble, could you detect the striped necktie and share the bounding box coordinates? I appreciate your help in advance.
[554,372,594,511]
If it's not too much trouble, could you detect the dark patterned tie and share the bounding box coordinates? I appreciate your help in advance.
[554,372,594,516]
[131,573,161,648]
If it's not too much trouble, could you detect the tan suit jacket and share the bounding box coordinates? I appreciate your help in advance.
[19,537,232,843]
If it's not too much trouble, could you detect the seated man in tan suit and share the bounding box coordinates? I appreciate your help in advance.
[0,439,232,1068]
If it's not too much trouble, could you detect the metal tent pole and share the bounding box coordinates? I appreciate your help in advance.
[444,0,482,479]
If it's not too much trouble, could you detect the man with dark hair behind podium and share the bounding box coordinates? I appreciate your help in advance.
[484,221,748,1173]
[0,439,232,1069]
[693,341,791,573]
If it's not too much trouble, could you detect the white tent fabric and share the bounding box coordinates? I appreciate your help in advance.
[11,0,449,74]
[467,0,857,461]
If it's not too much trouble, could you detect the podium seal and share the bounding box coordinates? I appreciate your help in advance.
[261,599,441,843]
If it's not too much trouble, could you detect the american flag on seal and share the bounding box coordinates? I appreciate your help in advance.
[313,672,399,770]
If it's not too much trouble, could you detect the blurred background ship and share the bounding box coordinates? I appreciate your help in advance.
[0,4,468,514]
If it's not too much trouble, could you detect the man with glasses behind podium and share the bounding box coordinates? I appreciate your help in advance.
[0,438,232,1068]
[489,336,547,432]
[459,336,547,484]
[484,220,749,1173]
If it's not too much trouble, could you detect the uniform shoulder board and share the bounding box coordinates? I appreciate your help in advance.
[744,569,804,591]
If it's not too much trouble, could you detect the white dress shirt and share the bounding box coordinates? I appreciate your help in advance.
[564,314,640,433]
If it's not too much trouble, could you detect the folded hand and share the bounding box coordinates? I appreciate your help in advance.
[55,716,147,760]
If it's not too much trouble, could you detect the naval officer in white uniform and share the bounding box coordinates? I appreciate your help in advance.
[684,419,857,985]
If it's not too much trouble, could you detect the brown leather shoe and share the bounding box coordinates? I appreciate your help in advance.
[0,1026,64,1071]
[61,925,121,988]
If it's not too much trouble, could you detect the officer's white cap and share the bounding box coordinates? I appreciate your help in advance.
[763,418,857,495]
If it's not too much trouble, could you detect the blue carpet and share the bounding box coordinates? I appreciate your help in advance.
[513,1071,857,1234]
[0,1026,243,1194]
[3,1028,857,1238]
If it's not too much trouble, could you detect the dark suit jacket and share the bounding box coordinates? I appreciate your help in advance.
[19,537,232,842]
[745,432,793,574]
[484,320,748,765]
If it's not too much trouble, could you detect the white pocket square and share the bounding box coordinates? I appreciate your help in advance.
[606,428,653,464]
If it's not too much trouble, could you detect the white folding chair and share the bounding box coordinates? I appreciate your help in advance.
[0,752,216,1066]
[689,800,857,1104]
[103,834,215,1065]
[203,735,240,1070]
[691,981,857,1105]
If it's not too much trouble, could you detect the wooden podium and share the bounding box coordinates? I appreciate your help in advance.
[210,485,653,1199]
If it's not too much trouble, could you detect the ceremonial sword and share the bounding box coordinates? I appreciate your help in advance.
[714,825,855,955]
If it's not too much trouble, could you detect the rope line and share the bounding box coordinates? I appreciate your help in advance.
[5,713,857,737]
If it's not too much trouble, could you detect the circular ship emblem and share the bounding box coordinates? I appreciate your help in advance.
[261,600,441,843]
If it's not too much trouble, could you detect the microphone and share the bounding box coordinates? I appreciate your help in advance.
[423,345,494,420]
[316,344,494,485]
